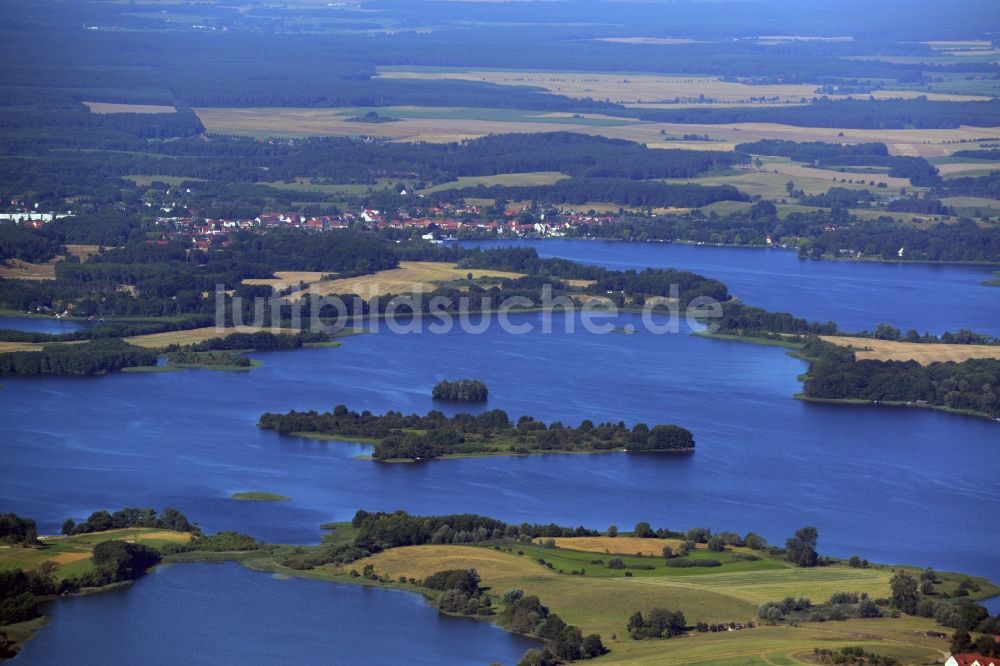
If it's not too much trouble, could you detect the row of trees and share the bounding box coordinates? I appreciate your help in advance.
[62,507,197,536]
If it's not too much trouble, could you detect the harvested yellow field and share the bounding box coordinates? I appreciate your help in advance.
[421,171,569,193]
[821,336,1000,364]
[756,158,912,188]
[84,101,177,114]
[65,245,103,262]
[45,552,91,566]
[550,536,685,556]
[125,530,192,544]
[937,162,1000,176]
[125,326,294,349]
[378,69,989,105]
[242,271,331,291]
[0,341,44,353]
[194,106,999,157]
[0,258,57,280]
[287,261,524,299]
[343,545,555,583]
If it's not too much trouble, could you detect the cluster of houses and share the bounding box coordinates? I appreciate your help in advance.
[947,654,999,666]
[146,205,619,247]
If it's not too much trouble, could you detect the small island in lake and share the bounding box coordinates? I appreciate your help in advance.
[432,379,489,402]
[231,492,290,502]
[258,405,694,461]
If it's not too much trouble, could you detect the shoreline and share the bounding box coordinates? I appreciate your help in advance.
[458,237,1000,268]
[282,430,694,462]
[793,393,999,421]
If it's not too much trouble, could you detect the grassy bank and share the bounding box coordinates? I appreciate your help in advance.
[5,524,998,665]
[794,393,998,421]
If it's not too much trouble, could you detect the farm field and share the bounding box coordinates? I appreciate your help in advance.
[377,68,992,105]
[420,171,570,193]
[319,541,987,666]
[192,106,1000,159]
[123,326,295,349]
[0,528,190,580]
[279,261,525,300]
[820,336,1000,364]
[84,102,178,114]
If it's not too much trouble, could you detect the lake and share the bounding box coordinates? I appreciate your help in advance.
[2,242,998,661]
[458,240,1000,337]
[0,315,94,335]
[14,563,539,665]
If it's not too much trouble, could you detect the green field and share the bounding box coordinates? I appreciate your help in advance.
[0,528,191,580]
[420,171,570,193]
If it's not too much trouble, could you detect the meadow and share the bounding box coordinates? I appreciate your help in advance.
[0,528,190,580]
[314,537,994,665]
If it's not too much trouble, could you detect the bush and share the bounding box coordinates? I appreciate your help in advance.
[606,557,626,569]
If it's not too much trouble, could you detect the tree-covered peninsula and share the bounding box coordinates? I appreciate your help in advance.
[257,406,694,461]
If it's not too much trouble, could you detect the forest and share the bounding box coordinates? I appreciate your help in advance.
[0,339,157,376]
[800,339,1000,417]
[436,178,748,208]
[257,405,695,460]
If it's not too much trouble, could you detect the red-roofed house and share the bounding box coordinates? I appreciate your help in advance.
[947,654,1000,666]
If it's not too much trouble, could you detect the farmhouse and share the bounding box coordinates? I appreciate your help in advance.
[946,654,1000,666]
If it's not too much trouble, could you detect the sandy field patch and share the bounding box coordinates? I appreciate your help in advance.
[242,271,332,292]
[84,102,178,114]
[821,336,1000,364]
[124,326,296,348]
[0,259,57,280]
[286,261,524,300]
[379,69,989,105]
[44,552,91,566]
[344,545,555,583]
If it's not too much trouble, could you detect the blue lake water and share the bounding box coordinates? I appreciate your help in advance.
[458,240,1000,337]
[2,242,999,661]
[0,315,94,334]
[14,563,538,665]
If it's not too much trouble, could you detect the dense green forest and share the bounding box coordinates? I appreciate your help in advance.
[565,209,1000,263]
[800,339,1000,417]
[436,178,748,208]
[258,405,694,460]
[0,339,157,376]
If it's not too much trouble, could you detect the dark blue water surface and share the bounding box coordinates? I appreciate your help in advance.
[0,315,93,334]
[2,313,997,578]
[458,240,1000,337]
[2,242,999,661]
[14,563,538,665]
